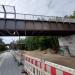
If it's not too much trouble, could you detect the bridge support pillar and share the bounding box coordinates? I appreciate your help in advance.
[58,35,75,56]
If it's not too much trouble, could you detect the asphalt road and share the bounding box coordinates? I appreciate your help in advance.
[0,52,24,75]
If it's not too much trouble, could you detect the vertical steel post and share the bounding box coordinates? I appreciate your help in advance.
[2,5,6,29]
[24,14,26,50]
[19,36,20,50]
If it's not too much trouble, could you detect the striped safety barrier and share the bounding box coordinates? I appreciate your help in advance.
[22,54,75,75]
[13,51,22,64]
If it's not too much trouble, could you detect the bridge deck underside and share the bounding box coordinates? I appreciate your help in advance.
[0,19,75,36]
[0,30,75,36]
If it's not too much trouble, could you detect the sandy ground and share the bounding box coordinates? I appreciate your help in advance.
[23,50,75,69]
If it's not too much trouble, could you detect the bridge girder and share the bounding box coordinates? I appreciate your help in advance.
[0,5,75,36]
[0,19,75,36]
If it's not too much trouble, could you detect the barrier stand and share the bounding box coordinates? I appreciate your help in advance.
[15,53,75,75]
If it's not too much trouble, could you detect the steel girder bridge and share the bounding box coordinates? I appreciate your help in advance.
[0,5,75,36]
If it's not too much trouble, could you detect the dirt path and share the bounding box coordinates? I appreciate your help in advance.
[24,50,75,69]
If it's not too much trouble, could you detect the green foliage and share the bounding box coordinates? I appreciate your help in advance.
[0,38,7,52]
[64,11,75,19]
[0,45,7,51]
[16,36,59,53]
[69,15,75,18]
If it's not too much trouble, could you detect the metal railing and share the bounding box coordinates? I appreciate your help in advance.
[0,5,75,23]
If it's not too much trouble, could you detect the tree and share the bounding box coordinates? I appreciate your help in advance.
[0,38,4,44]
[64,11,75,19]
[0,38,7,51]
[16,36,59,53]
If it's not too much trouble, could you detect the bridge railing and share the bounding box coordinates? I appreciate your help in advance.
[0,5,75,23]
[0,5,16,19]
[1,12,75,23]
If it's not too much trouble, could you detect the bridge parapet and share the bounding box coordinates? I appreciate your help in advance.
[0,5,75,23]
[0,5,16,19]
[0,5,75,36]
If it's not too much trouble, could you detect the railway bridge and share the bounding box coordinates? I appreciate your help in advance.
[0,5,75,36]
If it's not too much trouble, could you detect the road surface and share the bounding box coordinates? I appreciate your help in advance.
[0,52,24,75]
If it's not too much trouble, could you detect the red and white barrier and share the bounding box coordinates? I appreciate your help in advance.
[13,51,22,64]
[22,54,75,75]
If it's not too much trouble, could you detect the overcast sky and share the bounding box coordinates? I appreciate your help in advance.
[0,0,75,44]
[0,0,75,16]
[15,0,75,16]
[0,36,25,44]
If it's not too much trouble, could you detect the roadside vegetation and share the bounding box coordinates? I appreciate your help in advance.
[16,36,59,53]
[0,38,7,53]
[64,11,75,18]
[11,11,75,54]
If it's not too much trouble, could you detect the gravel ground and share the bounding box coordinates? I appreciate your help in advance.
[24,50,75,69]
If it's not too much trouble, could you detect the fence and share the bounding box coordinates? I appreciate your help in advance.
[0,5,75,23]
[14,51,75,75]
[23,54,75,75]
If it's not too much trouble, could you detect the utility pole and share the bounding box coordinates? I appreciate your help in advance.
[19,36,20,50]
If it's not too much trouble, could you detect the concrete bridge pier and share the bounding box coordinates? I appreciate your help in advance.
[58,35,75,56]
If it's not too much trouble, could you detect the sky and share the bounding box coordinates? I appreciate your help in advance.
[0,36,25,44]
[15,0,75,16]
[0,0,75,44]
[0,0,75,16]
